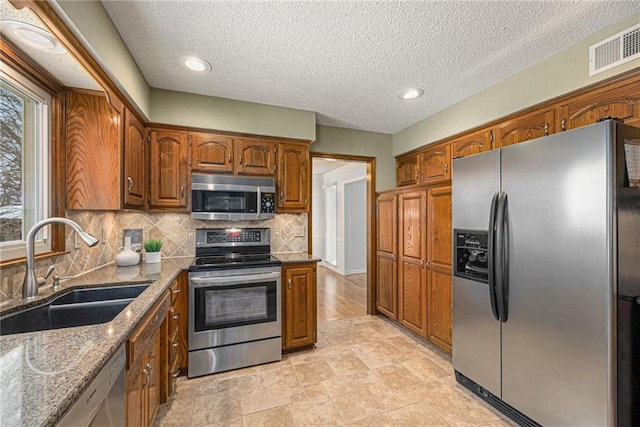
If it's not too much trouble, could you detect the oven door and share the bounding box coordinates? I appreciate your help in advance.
[188,267,281,351]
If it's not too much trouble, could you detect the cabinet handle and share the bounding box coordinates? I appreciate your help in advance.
[420,260,425,269]
[444,164,449,174]
[172,369,180,378]
[415,170,419,180]
[239,154,243,165]
[142,368,150,388]
[288,278,292,289]
[561,118,567,131]
[228,153,232,163]
[426,260,431,270]
[172,288,180,294]
[544,123,549,135]
[173,313,180,320]
[280,190,284,198]
[127,176,134,191]
[172,341,180,348]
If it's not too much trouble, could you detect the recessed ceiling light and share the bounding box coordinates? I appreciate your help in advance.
[400,88,424,100]
[0,20,65,54]
[183,57,211,72]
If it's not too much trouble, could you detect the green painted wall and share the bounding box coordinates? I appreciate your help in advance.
[393,14,640,156]
[313,125,394,191]
[150,89,316,141]
[56,0,151,118]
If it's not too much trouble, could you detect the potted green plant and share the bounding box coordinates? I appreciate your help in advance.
[143,239,163,264]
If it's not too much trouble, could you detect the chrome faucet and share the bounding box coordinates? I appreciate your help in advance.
[23,217,99,300]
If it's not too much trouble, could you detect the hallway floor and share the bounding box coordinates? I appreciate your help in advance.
[155,268,514,426]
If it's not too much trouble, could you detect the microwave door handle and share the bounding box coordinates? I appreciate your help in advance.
[190,271,281,285]
[257,186,262,218]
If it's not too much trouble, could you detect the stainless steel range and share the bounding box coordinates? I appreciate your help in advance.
[188,228,282,378]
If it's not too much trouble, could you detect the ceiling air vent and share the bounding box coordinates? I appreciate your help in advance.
[589,23,640,76]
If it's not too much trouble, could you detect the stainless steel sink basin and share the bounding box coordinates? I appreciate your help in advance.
[0,284,150,336]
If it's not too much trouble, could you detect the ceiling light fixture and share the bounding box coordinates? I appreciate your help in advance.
[0,20,65,54]
[183,57,211,72]
[399,88,424,100]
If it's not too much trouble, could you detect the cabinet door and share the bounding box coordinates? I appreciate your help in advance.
[149,129,188,210]
[123,109,146,209]
[283,263,317,350]
[451,128,492,159]
[495,108,555,148]
[277,142,309,212]
[419,144,451,185]
[235,138,276,176]
[398,190,428,337]
[427,186,452,353]
[376,192,397,319]
[190,132,234,173]
[396,153,419,186]
[557,79,640,130]
[145,330,161,425]
[66,89,121,210]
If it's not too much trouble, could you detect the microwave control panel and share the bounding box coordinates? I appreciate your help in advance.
[261,193,276,213]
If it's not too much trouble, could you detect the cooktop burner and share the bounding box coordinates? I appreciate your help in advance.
[190,228,281,271]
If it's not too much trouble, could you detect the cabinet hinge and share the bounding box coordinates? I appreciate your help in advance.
[188,136,192,146]
[489,131,494,143]
[147,135,151,143]
[273,146,277,152]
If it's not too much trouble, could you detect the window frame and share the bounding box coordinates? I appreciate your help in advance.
[0,38,66,266]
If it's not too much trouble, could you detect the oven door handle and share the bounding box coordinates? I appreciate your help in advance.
[189,271,281,285]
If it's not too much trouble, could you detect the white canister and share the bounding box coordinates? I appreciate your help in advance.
[116,236,140,267]
[145,251,161,264]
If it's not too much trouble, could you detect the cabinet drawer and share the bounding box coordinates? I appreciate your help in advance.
[127,292,170,368]
[169,280,181,304]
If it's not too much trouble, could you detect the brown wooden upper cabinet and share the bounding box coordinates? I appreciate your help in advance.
[66,89,122,210]
[396,153,419,186]
[190,132,234,173]
[277,142,309,212]
[149,129,189,211]
[451,128,492,159]
[557,80,640,131]
[419,143,451,185]
[376,191,398,320]
[123,109,146,209]
[494,108,555,148]
[234,138,277,176]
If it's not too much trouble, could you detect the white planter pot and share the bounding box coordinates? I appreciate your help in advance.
[145,251,161,264]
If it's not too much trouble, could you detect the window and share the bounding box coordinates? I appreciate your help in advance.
[0,63,50,261]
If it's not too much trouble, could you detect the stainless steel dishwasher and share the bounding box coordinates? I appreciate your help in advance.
[57,345,126,426]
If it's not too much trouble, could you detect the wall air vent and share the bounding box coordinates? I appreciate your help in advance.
[589,23,640,76]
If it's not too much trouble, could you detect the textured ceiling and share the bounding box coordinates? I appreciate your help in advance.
[0,0,101,91]
[101,1,640,134]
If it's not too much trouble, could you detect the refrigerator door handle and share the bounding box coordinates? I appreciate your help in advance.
[495,191,508,323]
[488,192,500,321]
[499,192,509,322]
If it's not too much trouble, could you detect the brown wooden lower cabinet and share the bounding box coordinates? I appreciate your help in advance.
[166,272,188,397]
[282,262,317,351]
[126,292,170,427]
[427,264,452,353]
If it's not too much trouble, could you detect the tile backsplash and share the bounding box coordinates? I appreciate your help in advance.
[1,211,307,302]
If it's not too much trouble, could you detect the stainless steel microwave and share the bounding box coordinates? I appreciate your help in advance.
[191,174,276,221]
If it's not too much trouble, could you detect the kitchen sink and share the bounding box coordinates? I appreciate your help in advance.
[0,284,150,336]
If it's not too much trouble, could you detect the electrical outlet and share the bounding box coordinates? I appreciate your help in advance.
[123,228,143,251]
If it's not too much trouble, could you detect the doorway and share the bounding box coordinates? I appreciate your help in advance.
[309,153,376,314]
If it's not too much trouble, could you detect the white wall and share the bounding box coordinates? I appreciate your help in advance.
[317,163,367,275]
[311,175,325,261]
[345,179,367,274]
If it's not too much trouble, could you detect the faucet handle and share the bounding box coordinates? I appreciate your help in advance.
[44,266,55,280]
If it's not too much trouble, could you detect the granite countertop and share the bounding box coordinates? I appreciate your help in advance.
[0,257,194,427]
[274,252,321,264]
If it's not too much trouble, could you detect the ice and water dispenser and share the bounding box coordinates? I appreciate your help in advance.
[454,230,489,283]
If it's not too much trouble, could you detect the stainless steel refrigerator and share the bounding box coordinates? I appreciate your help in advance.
[452,120,640,426]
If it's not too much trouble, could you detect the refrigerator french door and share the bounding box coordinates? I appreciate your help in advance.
[452,120,640,426]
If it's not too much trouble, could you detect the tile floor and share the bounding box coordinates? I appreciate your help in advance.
[154,315,515,426]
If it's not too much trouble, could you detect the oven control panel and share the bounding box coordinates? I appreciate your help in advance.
[205,229,263,244]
